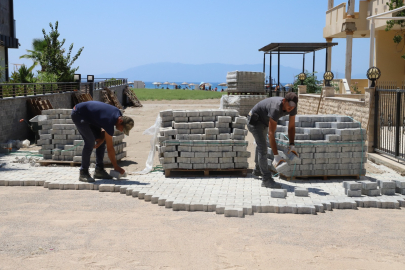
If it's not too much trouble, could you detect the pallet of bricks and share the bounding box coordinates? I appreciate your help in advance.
[268,114,367,180]
[156,109,250,176]
[36,109,127,164]
[222,71,267,116]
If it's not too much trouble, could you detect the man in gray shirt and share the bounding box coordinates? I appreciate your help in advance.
[247,93,299,188]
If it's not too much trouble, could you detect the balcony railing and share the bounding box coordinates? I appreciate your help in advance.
[0,82,78,99]
[0,78,128,99]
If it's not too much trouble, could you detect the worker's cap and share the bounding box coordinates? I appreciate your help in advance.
[121,116,134,136]
[285,92,298,107]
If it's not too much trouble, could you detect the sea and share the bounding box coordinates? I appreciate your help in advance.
[138,82,290,91]
[142,82,227,92]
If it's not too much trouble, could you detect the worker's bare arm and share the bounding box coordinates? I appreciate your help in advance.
[288,115,295,145]
[268,118,278,156]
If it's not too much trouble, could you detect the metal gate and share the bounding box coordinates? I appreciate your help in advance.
[374,82,405,161]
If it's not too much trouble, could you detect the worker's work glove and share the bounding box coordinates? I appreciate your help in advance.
[272,155,286,168]
[288,145,299,157]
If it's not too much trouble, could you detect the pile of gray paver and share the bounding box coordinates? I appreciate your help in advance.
[222,71,267,116]
[221,95,268,116]
[36,109,127,164]
[157,109,250,170]
[344,179,405,197]
[268,114,367,177]
[226,71,265,93]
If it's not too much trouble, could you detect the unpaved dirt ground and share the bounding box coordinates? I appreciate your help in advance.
[1,99,402,270]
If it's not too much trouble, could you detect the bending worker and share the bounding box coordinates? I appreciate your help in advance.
[247,93,299,188]
[71,101,134,182]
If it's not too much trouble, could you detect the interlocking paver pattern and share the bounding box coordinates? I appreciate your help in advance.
[1,162,405,218]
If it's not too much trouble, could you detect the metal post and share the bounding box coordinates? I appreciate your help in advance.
[4,47,9,82]
[374,89,379,151]
[302,54,305,73]
[313,51,316,74]
[278,48,280,87]
[395,91,401,157]
[263,53,266,73]
[270,53,272,90]
[325,47,329,72]
[89,82,94,97]
[0,85,2,99]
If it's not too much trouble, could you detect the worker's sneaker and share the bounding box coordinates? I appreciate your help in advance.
[79,170,95,182]
[261,177,282,189]
[94,167,113,179]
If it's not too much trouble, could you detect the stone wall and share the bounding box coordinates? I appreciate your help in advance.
[298,88,375,152]
[0,84,127,143]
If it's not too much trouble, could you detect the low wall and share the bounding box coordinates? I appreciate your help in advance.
[0,84,127,143]
[298,88,375,152]
[335,94,365,100]
[92,84,127,105]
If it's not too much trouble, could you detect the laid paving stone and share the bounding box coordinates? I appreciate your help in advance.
[99,184,115,192]
[271,189,287,198]
[2,164,405,218]
[345,189,362,197]
[294,187,308,197]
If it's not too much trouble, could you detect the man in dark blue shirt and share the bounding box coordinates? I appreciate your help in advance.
[71,101,134,182]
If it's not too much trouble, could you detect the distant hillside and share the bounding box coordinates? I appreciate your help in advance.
[96,62,304,83]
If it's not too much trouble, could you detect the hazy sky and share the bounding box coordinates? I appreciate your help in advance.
[8,0,370,78]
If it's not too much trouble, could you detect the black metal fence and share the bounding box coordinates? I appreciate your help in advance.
[268,87,297,98]
[374,81,405,161]
[94,78,128,90]
[0,78,128,99]
[0,82,79,99]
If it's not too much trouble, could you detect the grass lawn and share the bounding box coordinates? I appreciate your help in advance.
[131,88,224,101]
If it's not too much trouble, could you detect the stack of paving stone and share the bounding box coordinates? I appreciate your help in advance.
[344,180,405,197]
[221,95,268,116]
[36,109,127,164]
[377,180,396,195]
[226,71,265,93]
[395,180,405,195]
[359,180,379,196]
[221,71,267,116]
[343,181,362,197]
[157,109,250,171]
[267,115,367,177]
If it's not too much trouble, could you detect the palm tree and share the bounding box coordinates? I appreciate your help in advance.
[19,38,47,72]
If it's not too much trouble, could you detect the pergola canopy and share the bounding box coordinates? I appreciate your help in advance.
[258,42,338,88]
[259,42,338,53]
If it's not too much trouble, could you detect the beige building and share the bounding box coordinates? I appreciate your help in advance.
[324,0,405,91]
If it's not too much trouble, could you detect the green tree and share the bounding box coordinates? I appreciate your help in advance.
[9,64,36,83]
[292,71,322,94]
[40,21,84,82]
[385,0,405,59]
[19,38,47,72]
